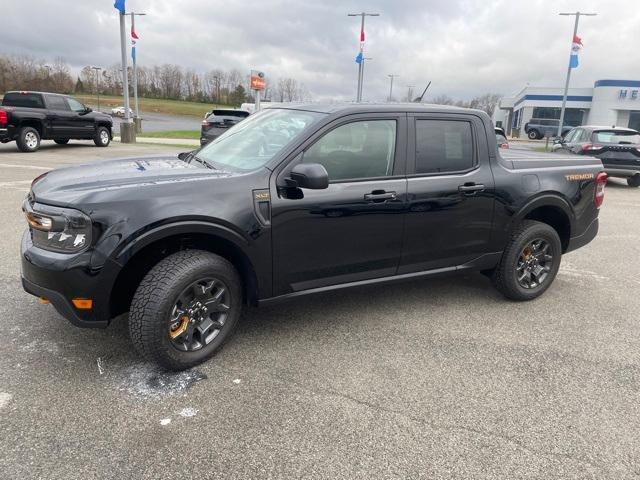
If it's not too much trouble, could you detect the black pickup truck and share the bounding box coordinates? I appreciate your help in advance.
[20,104,606,370]
[0,91,113,152]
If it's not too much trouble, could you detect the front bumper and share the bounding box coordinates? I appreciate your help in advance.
[21,230,113,328]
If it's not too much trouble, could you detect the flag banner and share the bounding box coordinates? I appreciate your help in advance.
[569,35,582,68]
[355,52,363,64]
[114,0,125,14]
[360,29,365,42]
[131,45,136,60]
[131,26,139,39]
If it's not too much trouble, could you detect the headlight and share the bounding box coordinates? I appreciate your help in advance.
[24,203,92,253]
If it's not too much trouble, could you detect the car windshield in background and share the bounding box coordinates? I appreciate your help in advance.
[593,130,640,144]
[197,108,326,171]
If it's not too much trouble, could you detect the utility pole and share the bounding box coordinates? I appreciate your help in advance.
[348,12,379,102]
[130,12,146,132]
[91,66,102,111]
[117,6,134,142]
[557,11,597,137]
[387,74,399,102]
[406,85,415,102]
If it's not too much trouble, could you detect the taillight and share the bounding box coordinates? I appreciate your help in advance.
[594,172,608,208]
[201,120,211,131]
[0,109,7,126]
[500,143,509,149]
[582,143,603,152]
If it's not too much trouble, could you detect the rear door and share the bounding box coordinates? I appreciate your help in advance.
[399,114,495,273]
[270,113,408,295]
[44,94,75,138]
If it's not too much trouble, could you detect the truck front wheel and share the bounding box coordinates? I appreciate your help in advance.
[492,220,562,301]
[527,130,540,140]
[94,126,111,147]
[129,250,242,371]
[17,126,41,152]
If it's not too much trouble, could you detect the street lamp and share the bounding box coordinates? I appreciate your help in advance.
[361,57,372,100]
[348,12,380,102]
[91,66,102,111]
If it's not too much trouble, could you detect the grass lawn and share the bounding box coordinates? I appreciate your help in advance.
[137,130,200,139]
[75,94,228,118]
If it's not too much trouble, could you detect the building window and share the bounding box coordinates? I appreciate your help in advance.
[531,107,584,127]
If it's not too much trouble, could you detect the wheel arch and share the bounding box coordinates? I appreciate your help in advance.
[18,119,44,138]
[513,195,574,252]
[109,223,259,319]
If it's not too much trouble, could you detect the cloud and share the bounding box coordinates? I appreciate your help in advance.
[1,0,638,101]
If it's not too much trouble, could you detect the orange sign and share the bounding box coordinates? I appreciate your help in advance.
[250,70,266,91]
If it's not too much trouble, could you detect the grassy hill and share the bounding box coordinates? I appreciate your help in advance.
[75,94,229,118]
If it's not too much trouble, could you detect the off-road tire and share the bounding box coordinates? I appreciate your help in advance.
[492,220,562,301]
[94,126,110,147]
[129,250,242,371]
[627,175,640,188]
[16,126,41,152]
[54,138,69,145]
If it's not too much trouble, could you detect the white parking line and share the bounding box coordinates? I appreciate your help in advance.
[0,163,53,171]
[0,180,33,187]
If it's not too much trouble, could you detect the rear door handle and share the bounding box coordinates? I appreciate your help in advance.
[458,183,485,194]
[364,190,397,202]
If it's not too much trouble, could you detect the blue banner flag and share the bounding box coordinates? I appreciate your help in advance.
[355,52,363,64]
[114,0,125,14]
[131,46,136,60]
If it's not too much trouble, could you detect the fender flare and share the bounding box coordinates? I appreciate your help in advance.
[510,193,575,233]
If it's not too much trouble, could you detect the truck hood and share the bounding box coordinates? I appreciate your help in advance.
[30,155,233,206]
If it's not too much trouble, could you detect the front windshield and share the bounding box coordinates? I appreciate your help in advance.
[197,108,326,171]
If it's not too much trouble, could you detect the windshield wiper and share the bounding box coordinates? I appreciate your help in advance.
[191,153,216,170]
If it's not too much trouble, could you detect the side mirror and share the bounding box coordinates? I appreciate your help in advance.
[288,163,329,190]
[178,151,192,161]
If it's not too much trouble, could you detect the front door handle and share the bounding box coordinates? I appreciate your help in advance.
[364,190,397,202]
[458,183,485,194]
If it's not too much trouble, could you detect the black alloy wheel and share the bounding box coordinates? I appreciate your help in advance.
[516,239,553,289]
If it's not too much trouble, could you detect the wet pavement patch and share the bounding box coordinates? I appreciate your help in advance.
[119,364,207,399]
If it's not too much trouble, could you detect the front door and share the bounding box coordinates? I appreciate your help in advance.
[65,97,94,138]
[270,114,408,295]
[44,94,75,138]
[399,114,495,273]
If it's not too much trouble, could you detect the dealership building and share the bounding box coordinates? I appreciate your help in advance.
[493,79,640,136]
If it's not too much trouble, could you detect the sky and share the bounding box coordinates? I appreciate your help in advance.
[1,0,639,102]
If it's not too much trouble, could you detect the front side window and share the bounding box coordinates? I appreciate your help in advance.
[198,108,325,171]
[66,97,86,113]
[415,120,474,174]
[303,120,397,181]
[563,128,578,142]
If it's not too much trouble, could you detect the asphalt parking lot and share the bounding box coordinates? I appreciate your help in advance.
[1,140,639,479]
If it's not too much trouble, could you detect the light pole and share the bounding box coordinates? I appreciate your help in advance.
[387,74,399,102]
[348,12,379,102]
[116,5,134,142]
[91,66,102,111]
[130,12,146,130]
[557,11,597,137]
[406,85,415,102]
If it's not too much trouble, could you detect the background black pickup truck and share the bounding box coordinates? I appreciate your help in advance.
[0,91,113,152]
[21,104,607,370]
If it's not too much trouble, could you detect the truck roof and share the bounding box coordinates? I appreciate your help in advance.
[264,102,488,116]
[3,91,66,97]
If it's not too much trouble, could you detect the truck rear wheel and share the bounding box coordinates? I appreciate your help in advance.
[527,130,540,140]
[627,175,640,188]
[129,250,242,371]
[16,126,41,152]
[492,220,562,301]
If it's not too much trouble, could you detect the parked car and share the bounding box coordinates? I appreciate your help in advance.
[524,118,573,140]
[495,127,509,148]
[21,104,606,370]
[0,91,113,152]
[200,109,250,146]
[110,106,134,117]
[554,125,640,187]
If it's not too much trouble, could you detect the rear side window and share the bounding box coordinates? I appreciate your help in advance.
[415,120,474,174]
[2,92,45,108]
[46,95,69,111]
